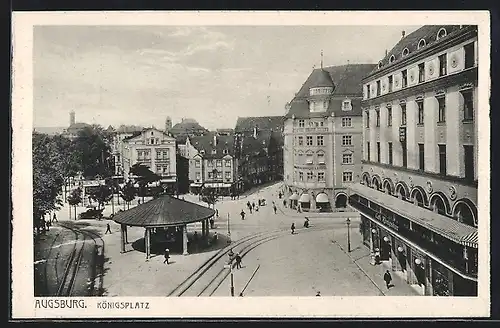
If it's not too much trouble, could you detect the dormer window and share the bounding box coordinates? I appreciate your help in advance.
[211,149,217,155]
[378,61,383,69]
[342,99,352,111]
[389,55,396,64]
[437,28,447,40]
[402,48,410,57]
[417,39,426,49]
[200,150,205,155]
[223,149,228,155]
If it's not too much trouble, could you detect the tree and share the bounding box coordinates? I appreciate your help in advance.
[120,181,136,210]
[72,125,114,179]
[33,133,65,233]
[201,187,217,209]
[130,163,161,203]
[91,184,113,211]
[67,187,82,220]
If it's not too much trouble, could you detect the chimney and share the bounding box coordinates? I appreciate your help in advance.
[253,125,258,139]
[402,30,406,38]
[213,133,217,146]
[385,49,388,57]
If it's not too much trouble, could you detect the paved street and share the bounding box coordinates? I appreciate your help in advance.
[40,181,418,297]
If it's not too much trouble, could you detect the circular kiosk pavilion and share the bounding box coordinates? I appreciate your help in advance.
[113,194,215,260]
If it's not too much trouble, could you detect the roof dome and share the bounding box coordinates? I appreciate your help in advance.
[310,69,335,88]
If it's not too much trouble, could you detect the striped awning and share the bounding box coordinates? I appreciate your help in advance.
[460,231,478,248]
[349,183,478,248]
[299,193,310,203]
[289,193,299,201]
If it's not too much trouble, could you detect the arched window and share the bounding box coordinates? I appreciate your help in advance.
[437,28,447,40]
[417,39,426,49]
[402,48,410,57]
[453,202,476,227]
[361,172,371,186]
[432,196,446,215]
[389,55,396,64]
[383,179,394,195]
[412,189,425,207]
[372,176,382,190]
[396,185,407,200]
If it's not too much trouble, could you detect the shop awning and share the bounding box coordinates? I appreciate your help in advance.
[299,193,310,203]
[349,184,478,248]
[289,193,299,201]
[316,193,329,203]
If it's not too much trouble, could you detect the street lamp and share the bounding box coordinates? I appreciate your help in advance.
[225,249,235,297]
[346,218,351,253]
[227,213,231,243]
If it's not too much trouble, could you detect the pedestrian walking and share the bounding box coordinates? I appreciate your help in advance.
[163,248,170,264]
[247,201,251,209]
[291,223,295,234]
[240,210,246,220]
[216,209,219,218]
[52,213,58,223]
[210,217,215,229]
[283,199,287,207]
[273,204,277,214]
[235,253,242,269]
[252,202,255,211]
[105,223,112,234]
[384,270,392,289]
[303,217,310,228]
[316,291,321,297]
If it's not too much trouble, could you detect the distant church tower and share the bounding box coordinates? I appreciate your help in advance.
[69,110,76,126]
[165,116,172,132]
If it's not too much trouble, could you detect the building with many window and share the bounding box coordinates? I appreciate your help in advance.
[122,127,177,193]
[188,132,236,195]
[283,63,376,212]
[348,25,478,296]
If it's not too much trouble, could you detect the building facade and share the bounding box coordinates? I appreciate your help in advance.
[110,125,144,179]
[283,64,376,212]
[122,127,177,193]
[234,116,284,192]
[188,132,236,195]
[348,25,478,296]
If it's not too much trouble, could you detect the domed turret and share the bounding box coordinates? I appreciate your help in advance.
[308,69,334,112]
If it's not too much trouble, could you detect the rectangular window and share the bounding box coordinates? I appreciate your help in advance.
[464,42,475,69]
[387,107,392,126]
[342,153,353,164]
[388,75,393,92]
[342,100,352,111]
[343,172,353,182]
[306,153,313,164]
[438,144,447,175]
[195,172,201,181]
[367,142,371,161]
[439,54,447,76]
[225,159,231,167]
[318,172,325,182]
[402,70,408,88]
[225,172,231,179]
[464,145,474,181]
[366,85,371,98]
[223,149,228,155]
[418,143,425,171]
[208,172,213,179]
[417,101,424,125]
[216,160,222,167]
[376,142,381,162]
[376,109,380,127]
[299,172,304,181]
[401,103,407,125]
[418,63,425,83]
[156,150,161,159]
[365,111,370,128]
[212,149,217,155]
[342,117,352,127]
[299,119,305,127]
[298,136,304,146]
[463,91,474,121]
[307,172,313,181]
[342,135,352,146]
[297,153,304,164]
[317,136,324,146]
[437,97,446,123]
[306,136,313,146]
[195,160,201,168]
[208,160,213,167]
[376,80,381,96]
[317,153,325,164]
[388,142,393,165]
[402,143,407,168]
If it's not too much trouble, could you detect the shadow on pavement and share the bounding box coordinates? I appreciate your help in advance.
[131,232,230,256]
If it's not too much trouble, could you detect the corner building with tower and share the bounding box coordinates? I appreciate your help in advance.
[283,63,376,212]
[348,25,478,296]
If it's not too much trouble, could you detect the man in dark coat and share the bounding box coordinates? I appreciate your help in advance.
[163,248,170,264]
[383,270,392,289]
[235,253,242,269]
[240,210,246,220]
[291,223,295,234]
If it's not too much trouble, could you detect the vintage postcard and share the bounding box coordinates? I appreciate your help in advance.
[11,11,491,319]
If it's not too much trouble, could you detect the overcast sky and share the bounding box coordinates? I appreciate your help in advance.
[33,25,420,130]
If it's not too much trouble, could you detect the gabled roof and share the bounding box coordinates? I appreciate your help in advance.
[122,127,174,141]
[113,194,215,227]
[367,25,463,77]
[235,116,284,133]
[190,131,235,159]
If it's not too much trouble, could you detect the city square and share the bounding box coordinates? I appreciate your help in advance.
[31,23,479,299]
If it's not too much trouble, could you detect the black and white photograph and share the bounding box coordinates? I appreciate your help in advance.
[11,11,490,319]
